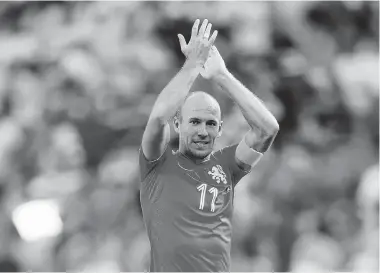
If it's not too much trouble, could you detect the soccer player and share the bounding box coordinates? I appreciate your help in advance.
[139,19,279,272]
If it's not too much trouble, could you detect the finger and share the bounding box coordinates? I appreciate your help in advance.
[177,34,187,51]
[198,19,208,37]
[208,30,218,46]
[211,45,219,54]
[191,19,200,39]
[204,23,212,39]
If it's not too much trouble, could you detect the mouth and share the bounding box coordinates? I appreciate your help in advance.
[193,140,210,149]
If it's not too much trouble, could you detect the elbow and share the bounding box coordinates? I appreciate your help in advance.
[148,112,168,126]
[267,119,279,137]
[273,122,280,135]
[149,106,171,124]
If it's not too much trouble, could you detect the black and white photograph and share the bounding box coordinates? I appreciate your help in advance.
[0,1,378,272]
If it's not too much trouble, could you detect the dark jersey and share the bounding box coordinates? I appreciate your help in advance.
[139,144,250,272]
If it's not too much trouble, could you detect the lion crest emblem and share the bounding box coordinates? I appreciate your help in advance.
[207,165,227,184]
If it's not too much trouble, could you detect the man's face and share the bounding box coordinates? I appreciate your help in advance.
[175,95,222,159]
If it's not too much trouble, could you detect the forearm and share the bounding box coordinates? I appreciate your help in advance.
[213,71,279,134]
[150,60,200,123]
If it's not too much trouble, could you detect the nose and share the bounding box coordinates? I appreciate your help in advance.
[197,124,208,137]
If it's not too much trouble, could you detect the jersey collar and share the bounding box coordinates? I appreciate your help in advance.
[175,150,213,165]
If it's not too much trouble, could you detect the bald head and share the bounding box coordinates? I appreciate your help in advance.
[176,91,221,122]
[174,91,222,159]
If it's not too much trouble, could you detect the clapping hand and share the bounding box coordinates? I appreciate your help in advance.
[200,46,227,80]
[178,19,218,69]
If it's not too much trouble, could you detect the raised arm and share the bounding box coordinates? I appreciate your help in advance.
[142,19,218,161]
[201,47,279,170]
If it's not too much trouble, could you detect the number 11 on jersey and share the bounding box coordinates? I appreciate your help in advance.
[197,183,218,212]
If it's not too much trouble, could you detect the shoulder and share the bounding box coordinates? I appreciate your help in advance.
[139,145,176,180]
[210,144,240,175]
[212,144,239,160]
[211,144,252,186]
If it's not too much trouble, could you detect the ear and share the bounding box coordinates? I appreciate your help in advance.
[217,120,223,138]
[173,117,180,134]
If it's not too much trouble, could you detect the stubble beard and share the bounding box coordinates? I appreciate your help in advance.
[186,141,213,160]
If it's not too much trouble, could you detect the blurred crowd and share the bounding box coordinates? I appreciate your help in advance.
[0,1,378,272]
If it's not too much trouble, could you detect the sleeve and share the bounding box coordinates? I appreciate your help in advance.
[139,145,169,181]
[217,144,251,187]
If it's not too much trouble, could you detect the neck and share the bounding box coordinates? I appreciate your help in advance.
[179,146,210,164]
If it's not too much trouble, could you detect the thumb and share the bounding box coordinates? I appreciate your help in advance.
[177,34,187,51]
[211,45,220,55]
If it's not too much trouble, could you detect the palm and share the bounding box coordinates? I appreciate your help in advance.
[177,19,218,68]
[200,46,226,79]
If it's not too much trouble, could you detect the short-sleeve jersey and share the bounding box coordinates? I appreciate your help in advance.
[139,144,250,272]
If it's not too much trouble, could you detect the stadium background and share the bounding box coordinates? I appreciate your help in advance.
[0,1,378,272]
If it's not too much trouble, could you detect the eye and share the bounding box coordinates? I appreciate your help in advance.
[207,121,217,126]
[190,120,200,125]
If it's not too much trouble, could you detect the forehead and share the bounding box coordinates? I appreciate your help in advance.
[181,95,221,121]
